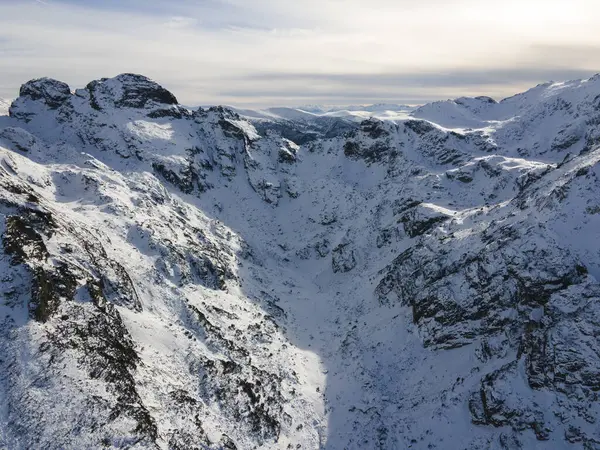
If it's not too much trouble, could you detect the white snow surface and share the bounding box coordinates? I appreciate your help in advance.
[0,99,10,116]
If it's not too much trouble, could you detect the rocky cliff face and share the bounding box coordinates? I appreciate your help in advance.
[0,74,599,449]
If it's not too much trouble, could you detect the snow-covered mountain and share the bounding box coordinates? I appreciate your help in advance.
[232,103,414,121]
[222,104,418,151]
[316,103,415,121]
[0,73,599,449]
[229,104,415,145]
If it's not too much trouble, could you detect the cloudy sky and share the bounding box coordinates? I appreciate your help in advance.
[0,0,598,106]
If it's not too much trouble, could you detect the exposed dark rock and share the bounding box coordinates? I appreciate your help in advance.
[146,106,189,119]
[376,227,400,248]
[315,239,331,258]
[474,96,497,104]
[404,119,436,135]
[189,353,286,445]
[332,242,357,273]
[343,141,360,158]
[220,434,238,449]
[92,73,178,109]
[17,78,71,109]
[392,198,422,216]
[152,162,200,195]
[278,147,297,163]
[48,298,158,446]
[344,139,398,164]
[3,215,50,264]
[218,119,247,141]
[30,264,78,322]
[360,118,388,139]
[398,205,450,238]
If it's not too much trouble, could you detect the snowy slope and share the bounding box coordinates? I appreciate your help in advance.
[0,73,599,449]
[0,98,10,116]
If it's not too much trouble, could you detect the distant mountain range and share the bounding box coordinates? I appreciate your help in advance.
[229,103,415,122]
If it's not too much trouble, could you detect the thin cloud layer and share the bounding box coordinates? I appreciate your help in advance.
[0,0,598,106]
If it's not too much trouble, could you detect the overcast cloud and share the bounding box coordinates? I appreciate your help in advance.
[0,0,598,106]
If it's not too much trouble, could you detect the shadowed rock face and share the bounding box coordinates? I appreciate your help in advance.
[1,72,600,449]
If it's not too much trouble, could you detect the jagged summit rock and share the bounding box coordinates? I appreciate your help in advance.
[18,77,72,109]
[10,73,179,121]
[81,73,178,110]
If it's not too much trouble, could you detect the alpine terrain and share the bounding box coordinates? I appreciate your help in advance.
[0,73,599,450]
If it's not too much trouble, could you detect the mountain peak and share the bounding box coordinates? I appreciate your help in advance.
[9,73,180,121]
[82,73,178,110]
[18,77,71,109]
